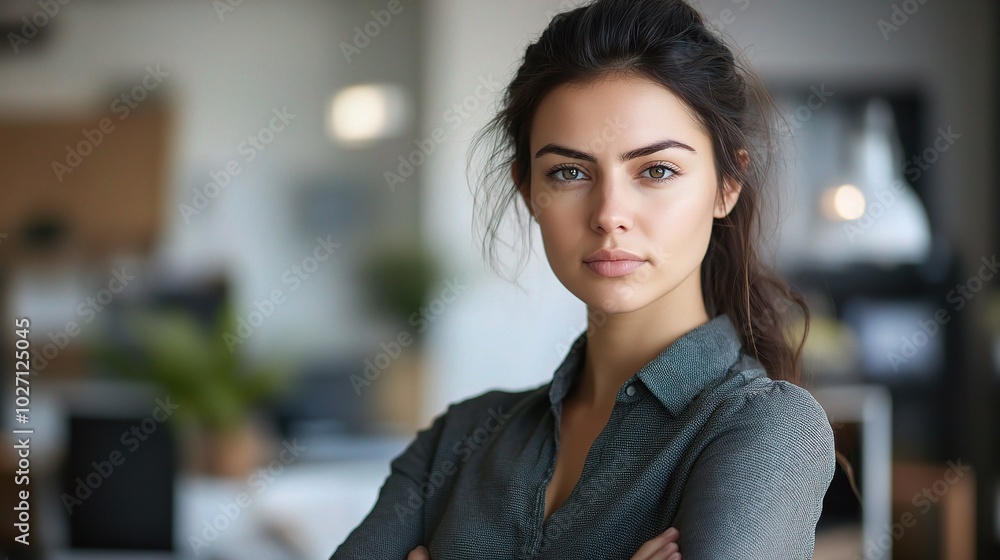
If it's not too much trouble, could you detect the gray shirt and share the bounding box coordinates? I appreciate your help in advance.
[330,312,837,559]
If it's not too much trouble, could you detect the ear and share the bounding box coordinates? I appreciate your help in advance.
[714,149,747,219]
[714,177,742,219]
[512,162,533,218]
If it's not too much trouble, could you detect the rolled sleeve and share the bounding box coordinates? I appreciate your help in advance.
[330,407,450,560]
[672,381,837,559]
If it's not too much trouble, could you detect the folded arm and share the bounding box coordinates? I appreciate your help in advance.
[330,408,450,560]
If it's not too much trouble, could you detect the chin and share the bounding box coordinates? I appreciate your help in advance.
[552,263,664,312]
[571,283,652,316]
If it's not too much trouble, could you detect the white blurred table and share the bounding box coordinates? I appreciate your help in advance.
[174,459,395,560]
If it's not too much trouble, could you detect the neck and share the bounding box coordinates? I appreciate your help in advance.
[571,280,711,412]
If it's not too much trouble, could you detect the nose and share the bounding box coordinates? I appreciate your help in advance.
[589,174,634,234]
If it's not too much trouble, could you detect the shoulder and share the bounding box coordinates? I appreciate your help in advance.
[675,357,838,557]
[712,355,837,474]
[427,382,547,433]
[449,383,546,411]
[445,382,546,414]
[390,384,546,467]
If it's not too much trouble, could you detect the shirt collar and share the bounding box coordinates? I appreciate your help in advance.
[548,313,753,416]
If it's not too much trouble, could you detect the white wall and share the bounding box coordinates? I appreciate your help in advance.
[418,0,593,423]
[0,0,426,361]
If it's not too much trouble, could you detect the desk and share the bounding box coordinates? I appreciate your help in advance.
[45,438,409,560]
[174,460,396,560]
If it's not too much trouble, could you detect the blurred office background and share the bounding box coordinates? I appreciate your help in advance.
[0,0,996,558]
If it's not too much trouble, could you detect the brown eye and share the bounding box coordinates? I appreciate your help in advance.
[546,165,589,184]
[559,168,580,180]
[640,163,679,182]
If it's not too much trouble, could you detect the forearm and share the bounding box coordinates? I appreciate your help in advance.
[330,411,450,559]
[330,474,426,559]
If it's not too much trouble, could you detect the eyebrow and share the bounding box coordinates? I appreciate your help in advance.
[533,139,697,162]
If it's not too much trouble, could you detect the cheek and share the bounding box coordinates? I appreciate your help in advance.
[529,178,571,217]
[535,202,587,267]
[532,184,575,227]
[536,209,574,254]
[642,192,717,255]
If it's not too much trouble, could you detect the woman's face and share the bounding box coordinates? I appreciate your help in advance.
[517,74,741,316]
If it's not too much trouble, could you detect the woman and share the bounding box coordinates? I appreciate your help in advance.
[331,0,837,558]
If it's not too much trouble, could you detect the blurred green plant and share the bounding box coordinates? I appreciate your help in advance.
[93,301,288,434]
[357,240,442,342]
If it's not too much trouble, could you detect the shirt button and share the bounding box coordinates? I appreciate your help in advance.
[625,385,636,397]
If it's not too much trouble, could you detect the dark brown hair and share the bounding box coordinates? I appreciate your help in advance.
[469,0,808,383]
[467,0,858,500]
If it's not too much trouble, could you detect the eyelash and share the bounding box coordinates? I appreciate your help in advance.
[544,161,682,185]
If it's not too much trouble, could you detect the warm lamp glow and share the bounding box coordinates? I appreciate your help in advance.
[328,84,409,144]
[821,184,867,221]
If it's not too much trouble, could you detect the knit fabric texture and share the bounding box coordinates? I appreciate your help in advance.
[330,312,837,559]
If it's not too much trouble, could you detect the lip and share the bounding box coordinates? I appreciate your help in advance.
[583,247,647,278]
[583,247,645,263]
